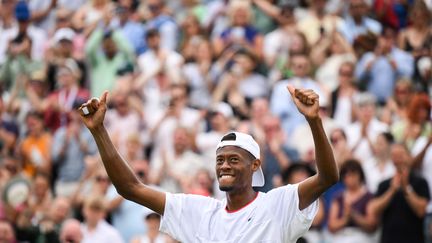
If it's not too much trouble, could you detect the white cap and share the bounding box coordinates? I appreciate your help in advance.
[53,28,75,44]
[216,132,265,187]
[212,102,233,118]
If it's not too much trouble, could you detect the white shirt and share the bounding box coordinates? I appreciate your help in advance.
[362,158,396,194]
[345,119,388,162]
[411,137,432,213]
[82,220,124,243]
[0,25,47,64]
[160,184,318,243]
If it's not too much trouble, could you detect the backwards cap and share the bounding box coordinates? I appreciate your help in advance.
[216,132,264,187]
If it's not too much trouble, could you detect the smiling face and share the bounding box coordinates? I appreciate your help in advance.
[215,146,258,192]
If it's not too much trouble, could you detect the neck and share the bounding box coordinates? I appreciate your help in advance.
[225,188,257,212]
[148,229,159,240]
[376,153,389,162]
[87,221,98,231]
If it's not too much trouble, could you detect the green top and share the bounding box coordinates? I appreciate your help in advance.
[85,29,135,97]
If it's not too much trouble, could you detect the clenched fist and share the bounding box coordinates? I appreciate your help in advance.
[287,85,320,120]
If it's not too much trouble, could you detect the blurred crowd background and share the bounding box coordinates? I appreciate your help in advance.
[0,0,431,242]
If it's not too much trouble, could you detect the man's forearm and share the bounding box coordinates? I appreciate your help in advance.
[308,117,339,187]
[405,187,428,217]
[370,187,396,217]
[90,125,140,197]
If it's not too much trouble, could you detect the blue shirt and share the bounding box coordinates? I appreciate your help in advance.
[270,78,323,137]
[51,125,97,182]
[114,20,147,55]
[339,16,382,44]
[355,48,414,103]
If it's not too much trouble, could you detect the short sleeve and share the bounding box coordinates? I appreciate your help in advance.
[267,184,319,242]
[414,178,430,200]
[160,193,219,242]
[376,179,390,197]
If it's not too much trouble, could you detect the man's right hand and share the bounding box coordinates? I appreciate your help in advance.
[79,91,108,131]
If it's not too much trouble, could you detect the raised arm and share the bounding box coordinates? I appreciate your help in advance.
[79,92,166,215]
[287,86,339,210]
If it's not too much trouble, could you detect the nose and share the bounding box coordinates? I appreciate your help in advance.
[218,159,232,171]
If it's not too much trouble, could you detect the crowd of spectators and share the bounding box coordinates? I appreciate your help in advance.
[0,0,431,242]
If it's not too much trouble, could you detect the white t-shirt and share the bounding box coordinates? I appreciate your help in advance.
[160,184,318,243]
[411,137,432,213]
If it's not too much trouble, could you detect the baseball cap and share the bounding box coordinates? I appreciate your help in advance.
[15,1,30,22]
[216,132,265,187]
[53,28,76,44]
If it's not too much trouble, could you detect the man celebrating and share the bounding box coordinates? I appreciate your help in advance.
[79,86,339,242]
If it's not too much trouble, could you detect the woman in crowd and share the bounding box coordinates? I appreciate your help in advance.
[328,159,377,243]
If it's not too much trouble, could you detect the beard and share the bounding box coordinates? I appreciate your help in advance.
[219,185,234,192]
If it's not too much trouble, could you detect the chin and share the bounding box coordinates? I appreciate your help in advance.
[219,185,234,192]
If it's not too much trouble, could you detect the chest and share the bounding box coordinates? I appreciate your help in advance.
[194,205,282,243]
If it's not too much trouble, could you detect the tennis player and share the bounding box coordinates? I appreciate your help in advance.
[79,85,338,242]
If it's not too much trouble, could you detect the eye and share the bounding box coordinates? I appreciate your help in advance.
[216,157,224,165]
[230,157,239,163]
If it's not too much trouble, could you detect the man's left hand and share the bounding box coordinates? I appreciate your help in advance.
[287,85,319,120]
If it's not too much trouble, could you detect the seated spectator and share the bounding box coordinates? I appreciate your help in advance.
[136,29,184,91]
[338,0,382,44]
[85,28,134,97]
[27,172,53,225]
[312,32,356,93]
[109,4,146,55]
[72,0,114,37]
[182,38,214,109]
[179,14,207,61]
[46,27,87,91]
[31,59,90,131]
[60,218,84,243]
[0,1,47,64]
[262,3,297,67]
[147,83,202,165]
[328,159,377,243]
[213,50,269,109]
[369,143,430,243]
[51,106,98,197]
[391,93,431,149]
[259,115,298,192]
[329,61,359,128]
[20,111,52,178]
[380,78,414,125]
[81,196,124,243]
[212,0,263,59]
[0,219,16,243]
[355,27,414,104]
[363,132,396,194]
[397,1,432,63]
[150,126,205,193]
[329,128,353,167]
[296,0,343,45]
[345,92,388,163]
[144,0,179,51]
[104,91,145,156]
[0,31,44,97]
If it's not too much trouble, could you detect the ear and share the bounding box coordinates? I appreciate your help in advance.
[251,159,261,172]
